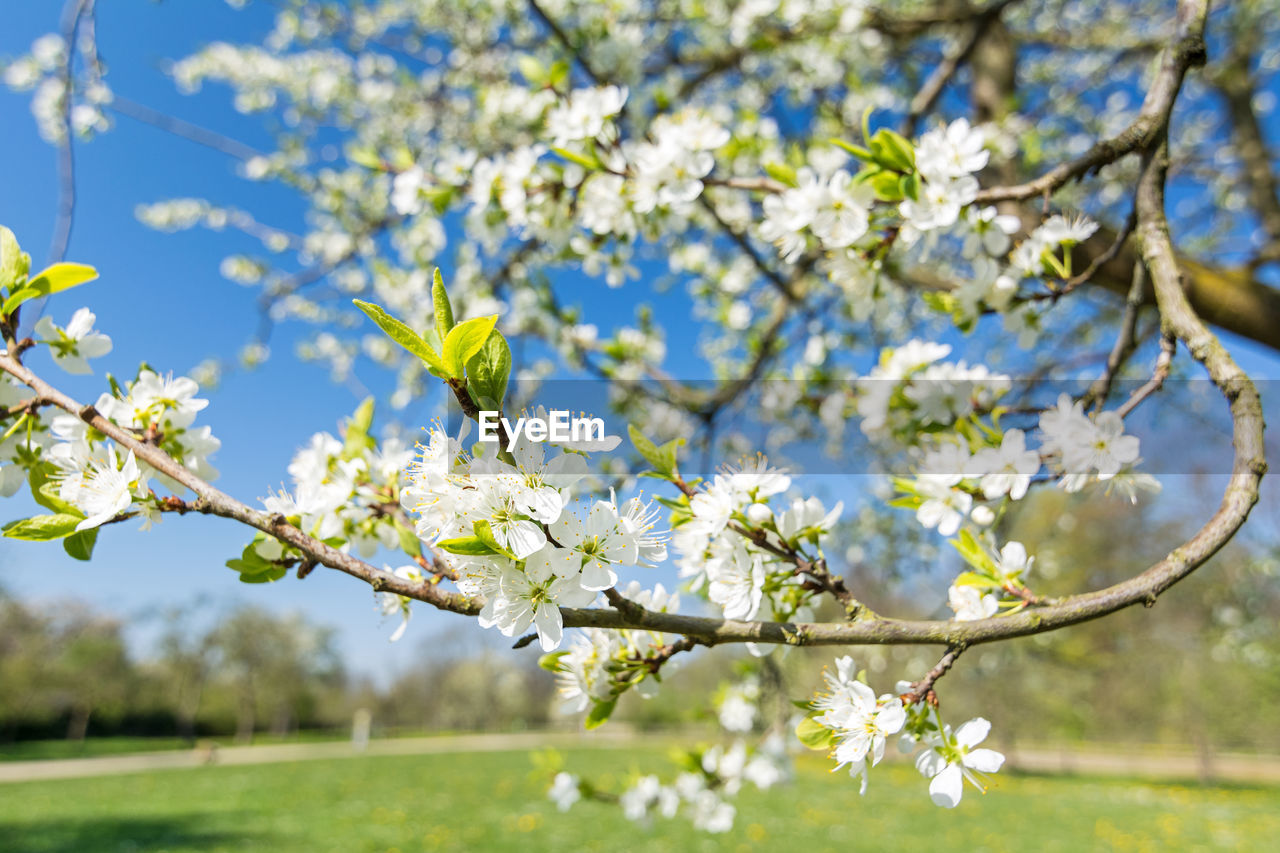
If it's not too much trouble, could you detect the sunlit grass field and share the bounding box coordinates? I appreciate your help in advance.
[1,747,1277,852]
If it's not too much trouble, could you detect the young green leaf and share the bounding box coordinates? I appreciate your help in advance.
[872,128,916,172]
[860,105,876,147]
[465,330,512,411]
[226,541,287,582]
[472,519,515,559]
[37,482,83,517]
[516,54,545,85]
[538,650,569,672]
[432,268,454,344]
[763,161,798,187]
[394,519,422,557]
[627,424,677,477]
[0,225,28,292]
[345,145,384,171]
[868,170,904,201]
[550,146,601,171]
[2,513,84,541]
[341,397,377,460]
[900,171,920,201]
[437,535,497,556]
[27,464,82,517]
[547,59,570,89]
[63,528,98,561]
[1,262,99,316]
[352,299,447,375]
[795,714,837,751]
[584,697,618,730]
[442,314,499,378]
[829,138,873,161]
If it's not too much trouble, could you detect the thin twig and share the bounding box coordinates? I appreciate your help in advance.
[1116,333,1176,419]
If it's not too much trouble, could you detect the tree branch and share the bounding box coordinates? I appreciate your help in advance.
[975,3,1207,203]
[0,348,479,618]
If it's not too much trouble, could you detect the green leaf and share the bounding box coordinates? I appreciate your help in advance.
[432,268,455,344]
[653,495,686,511]
[0,226,28,293]
[795,715,837,751]
[341,397,376,460]
[225,541,287,582]
[763,161,798,187]
[538,651,569,672]
[63,528,98,561]
[346,145,384,171]
[627,424,677,477]
[388,147,415,172]
[949,529,995,574]
[868,170,904,201]
[437,535,496,556]
[2,262,98,316]
[829,138,873,161]
[2,513,84,541]
[550,146,601,170]
[516,54,545,85]
[230,562,288,583]
[28,465,82,517]
[352,299,447,375]
[547,59,570,89]
[442,315,499,378]
[394,519,421,557]
[584,698,617,730]
[472,519,515,559]
[921,291,957,315]
[872,128,915,172]
[38,482,83,517]
[900,171,920,201]
[667,748,703,774]
[466,330,511,411]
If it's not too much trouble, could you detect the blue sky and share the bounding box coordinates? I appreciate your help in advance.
[0,1,454,682]
[2,2,1279,683]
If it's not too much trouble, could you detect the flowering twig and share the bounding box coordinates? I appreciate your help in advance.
[901,645,967,706]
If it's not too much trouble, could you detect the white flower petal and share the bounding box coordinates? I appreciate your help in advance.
[955,717,991,749]
[929,763,964,808]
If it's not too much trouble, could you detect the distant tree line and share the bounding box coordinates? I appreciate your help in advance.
[0,596,556,745]
[2,483,1277,753]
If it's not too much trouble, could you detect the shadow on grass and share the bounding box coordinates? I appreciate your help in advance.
[0,813,264,852]
[1003,765,1280,793]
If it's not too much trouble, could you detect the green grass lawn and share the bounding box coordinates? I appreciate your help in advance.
[0,731,366,762]
[0,737,193,762]
[0,746,1276,852]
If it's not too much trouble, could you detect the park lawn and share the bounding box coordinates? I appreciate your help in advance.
[0,731,355,762]
[0,747,1276,852]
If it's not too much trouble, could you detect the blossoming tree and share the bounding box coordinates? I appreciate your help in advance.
[1,0,1274,830]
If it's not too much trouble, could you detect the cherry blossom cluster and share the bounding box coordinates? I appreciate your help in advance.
[857,339,1012,442]
[891,390,1155,621]
[397,422,668,651]
[0,271,220,550]
[247,400,415,585]
[551,582,682,715]
[674,457,840,627]
[801,656,1005,808]
[1,33,112,143]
